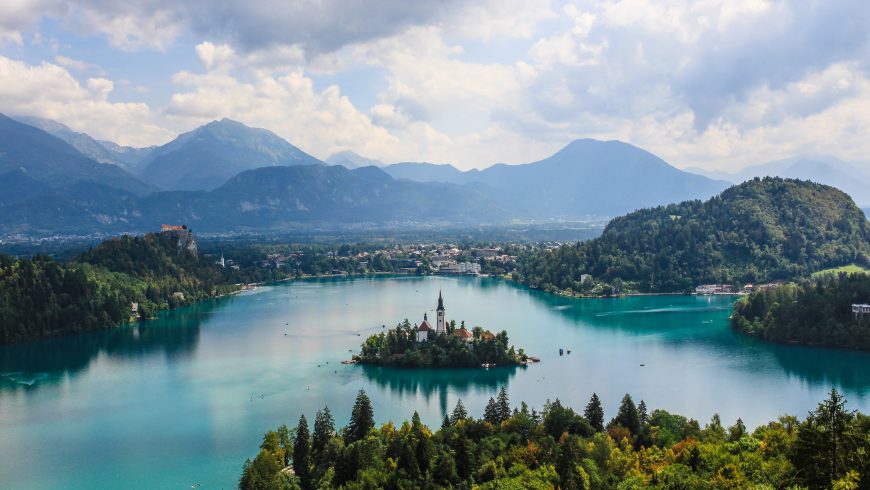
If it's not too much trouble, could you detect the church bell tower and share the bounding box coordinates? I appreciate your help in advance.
[436,290,446,334]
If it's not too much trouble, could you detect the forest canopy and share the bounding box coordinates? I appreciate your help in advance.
[517,178,870,294]
[239,388,870,489]
[731,272,870,350]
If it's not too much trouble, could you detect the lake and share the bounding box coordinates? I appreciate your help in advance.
[1,275,869,488]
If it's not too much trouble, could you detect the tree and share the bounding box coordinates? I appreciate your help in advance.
[277,424,291,465]
[584,393,605,432]
[497,386,511,423]
[793,388,857,487]
[451,399,468,424]
[484,397,500,425]
[293,415,311,489]
[346,389,374,444]
[556,435,589,489]
[433,451,458,485]
[312,407,335,466]
[453,435,474,480]
[614,394,640,435]
[727,418,746,442]
[638,400,648,425]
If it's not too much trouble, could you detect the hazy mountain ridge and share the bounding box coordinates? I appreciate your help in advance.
[686,156,870,206]
[136,118,323,191]
[0,115,152,196]
[326,150,385,168]
[13,115,155,169]
[387,139,729,217]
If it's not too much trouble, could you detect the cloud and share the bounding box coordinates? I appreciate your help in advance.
[0,55,171,146]
[5,0,870,172]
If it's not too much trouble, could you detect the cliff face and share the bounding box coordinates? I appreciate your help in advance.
[167,228,198,259]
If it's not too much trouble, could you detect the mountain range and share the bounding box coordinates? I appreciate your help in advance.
[9,113,853,237]
[14,115,155,169]
[134,118,323,190]
[685,156,870,206]
[326,151,385,169]
[383,140,730,217]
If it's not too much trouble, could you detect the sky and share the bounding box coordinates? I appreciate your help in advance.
[0,0,868,171]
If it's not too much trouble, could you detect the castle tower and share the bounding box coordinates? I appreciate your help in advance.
[436,290,446,334]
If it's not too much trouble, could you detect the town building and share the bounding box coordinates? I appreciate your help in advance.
[453,326,473,342]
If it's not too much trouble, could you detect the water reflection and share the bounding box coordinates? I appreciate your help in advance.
[518,283,870,395]
[361,364,520,414]
[0,298,221,391]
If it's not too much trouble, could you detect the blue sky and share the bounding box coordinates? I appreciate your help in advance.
[0,0,868,171]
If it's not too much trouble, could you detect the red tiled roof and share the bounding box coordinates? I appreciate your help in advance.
[418,320,433,331]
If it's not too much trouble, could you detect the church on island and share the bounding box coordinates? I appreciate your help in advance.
[415,291,474,343]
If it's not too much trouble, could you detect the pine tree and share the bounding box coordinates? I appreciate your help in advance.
[483,397,500,424]
[453,435,474,480]
[312,406,335,466]
[496,386,511,423]
[451,399,468,424]
[433,451,458,485]
[293,414,311,489]
[584,393,605,432]
[346,389,374,443]
[793,388,857,487]
[277,424,291,466]
[728,418,746,442]
[614,393,640,435]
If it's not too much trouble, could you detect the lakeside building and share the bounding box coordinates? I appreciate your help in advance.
[695,284,733,294]
[852,304,870,319]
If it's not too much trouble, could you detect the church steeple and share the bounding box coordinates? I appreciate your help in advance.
[436,290,446,334]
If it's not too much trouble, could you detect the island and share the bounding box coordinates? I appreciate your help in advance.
[354,292,533,368]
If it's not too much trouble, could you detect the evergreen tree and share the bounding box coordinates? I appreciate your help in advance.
[346,390,374,444]
[792,388,857,487]
[277,424,292,466]
[638,400,648,425]
[614,394,640,435]
[556,435,589,490]
[584,393,605,432]
[483,397,500,424]
[453,435,474,480]
[432,451,458,485]
[496,386,511,423]
[451,399,468,424]
[727,418,746,442]
[311,406,335,466]
[293,414,311,489]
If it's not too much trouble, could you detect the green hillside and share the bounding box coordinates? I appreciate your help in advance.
[732,273,870,350]
[518,178,870,293]
[0,229,281,344]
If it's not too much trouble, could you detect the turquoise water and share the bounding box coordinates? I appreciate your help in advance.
[1,275,868,488]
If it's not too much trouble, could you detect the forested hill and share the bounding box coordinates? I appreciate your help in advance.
[732,273,870,350]
[517,178,870,293]
[0,229,282,344]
